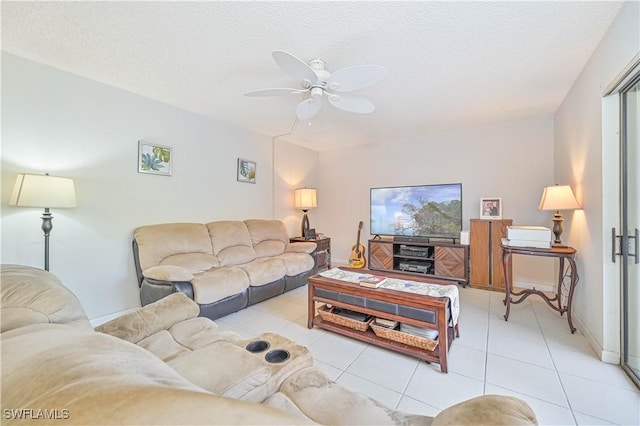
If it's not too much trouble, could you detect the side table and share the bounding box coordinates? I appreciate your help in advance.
[502,245,579,333]
[290,237,331,272]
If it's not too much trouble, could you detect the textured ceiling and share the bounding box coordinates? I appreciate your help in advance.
[1,1,623,151]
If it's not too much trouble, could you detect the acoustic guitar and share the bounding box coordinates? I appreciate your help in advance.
[348,221,366,268]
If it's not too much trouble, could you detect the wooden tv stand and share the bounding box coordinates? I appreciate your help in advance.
[307,268,458,373]
[368,238,469,286]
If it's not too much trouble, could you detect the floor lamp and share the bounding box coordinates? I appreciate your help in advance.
[9,173,77,271]
[294,188,317,238]
[538,183,581,247]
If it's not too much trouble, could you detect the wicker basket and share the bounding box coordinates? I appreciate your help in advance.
[317,305,372,332]
[370,322,439,351]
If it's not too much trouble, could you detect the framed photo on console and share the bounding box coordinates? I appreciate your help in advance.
[480,198,502,219]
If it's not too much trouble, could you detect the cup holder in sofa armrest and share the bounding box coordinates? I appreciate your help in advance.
[246,340,271,353]
[265,349,290,363]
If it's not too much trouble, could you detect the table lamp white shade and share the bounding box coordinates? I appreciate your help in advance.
[294,188,317,210]
[10,173,77,208]
[538,184,580,246]
[9,173,76,271]
[538,184,580,211]
[294,188,317,238]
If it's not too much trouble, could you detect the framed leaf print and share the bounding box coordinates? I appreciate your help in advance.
[138,141,172,176]
[237,158,256,183]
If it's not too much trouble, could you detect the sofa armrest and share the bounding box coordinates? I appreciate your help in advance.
[96,292,200,344]
[143,265,194,282]
[285,241,317,254]
[432,395,537,425]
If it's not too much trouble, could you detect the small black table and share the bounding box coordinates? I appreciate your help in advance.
[502,245,579,333]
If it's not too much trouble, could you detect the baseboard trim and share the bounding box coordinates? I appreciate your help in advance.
[90,307,139,327]
[573,313,620,364]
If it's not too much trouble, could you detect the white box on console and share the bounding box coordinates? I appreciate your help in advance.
[507,226,552,242]
[502,238,551,249]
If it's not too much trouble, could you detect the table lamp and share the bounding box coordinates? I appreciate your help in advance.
[9,173,77,271]
[294,188,317,238]
[538,183,580,247]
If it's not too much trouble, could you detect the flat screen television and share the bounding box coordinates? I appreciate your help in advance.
[370,183,462,239]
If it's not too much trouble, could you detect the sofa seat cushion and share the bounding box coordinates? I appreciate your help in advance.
[1,264,91,333]
[191,267,250,305]
[239,258,287,286]
[277,252,315,276]
[134,223,213,271]
[160,253,219,273]
[167,340,272,400]
[137,329,191,362]
[167,317,241,348]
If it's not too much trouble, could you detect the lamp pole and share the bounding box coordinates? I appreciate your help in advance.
[41,207,53,271]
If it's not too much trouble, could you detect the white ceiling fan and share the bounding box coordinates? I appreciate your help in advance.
[244,51,386,120]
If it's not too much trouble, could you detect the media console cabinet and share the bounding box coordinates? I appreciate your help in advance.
[307,268,458,373]
[368,239,469,286]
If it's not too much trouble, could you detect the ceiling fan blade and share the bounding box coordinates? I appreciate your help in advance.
[296,98,323,120]
[327,65,386,92]
[327,94,375,114]
[244,88,306,97]
[272,51,318,84]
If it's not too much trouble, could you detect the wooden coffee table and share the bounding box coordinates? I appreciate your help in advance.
[308,268,459,373]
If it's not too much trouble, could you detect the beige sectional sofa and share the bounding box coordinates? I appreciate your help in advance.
[1,264,538,425]
[133,219,316,319]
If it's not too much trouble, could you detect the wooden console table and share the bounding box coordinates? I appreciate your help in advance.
[308,268,458,373]
[502,245,579,333]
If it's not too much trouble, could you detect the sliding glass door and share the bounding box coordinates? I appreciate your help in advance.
[620,74,640,386]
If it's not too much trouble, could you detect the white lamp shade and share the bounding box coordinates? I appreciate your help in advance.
[9,173,77,208]
[538,184,580,211]
[294,188,317,210]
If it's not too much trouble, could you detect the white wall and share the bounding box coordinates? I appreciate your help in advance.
[554,0,640,361]
[315,115,557,288]
[273,139,320,237]
[1,53,317,320]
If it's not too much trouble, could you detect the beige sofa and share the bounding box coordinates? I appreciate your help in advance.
[133,219,316,319]
[1,265,538,425]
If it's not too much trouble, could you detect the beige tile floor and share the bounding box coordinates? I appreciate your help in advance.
[215,284,640,425]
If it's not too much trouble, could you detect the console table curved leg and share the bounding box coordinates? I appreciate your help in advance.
[557,257,565,314]
[503,251,513,321]
[566,257,579,333]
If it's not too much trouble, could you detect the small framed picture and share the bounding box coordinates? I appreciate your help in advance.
[237,158,256,184]
[480,198,502,219]
[138,141,172,176]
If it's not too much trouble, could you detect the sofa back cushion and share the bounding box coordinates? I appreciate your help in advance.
[134,223,216,271]
[245,220,288,258]
[1,265,91,333]
[206,221,256,266]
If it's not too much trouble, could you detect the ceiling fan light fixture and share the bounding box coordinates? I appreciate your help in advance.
[310,87,323,98]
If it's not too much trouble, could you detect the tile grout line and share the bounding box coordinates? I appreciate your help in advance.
[532,300,578,425]
[483,293,491,395]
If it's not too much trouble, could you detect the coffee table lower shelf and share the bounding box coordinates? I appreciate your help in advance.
[311,315,454,368]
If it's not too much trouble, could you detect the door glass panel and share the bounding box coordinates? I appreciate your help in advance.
[622,77,639,383]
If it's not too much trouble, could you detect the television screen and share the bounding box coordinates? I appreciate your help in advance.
[370,183,462,238]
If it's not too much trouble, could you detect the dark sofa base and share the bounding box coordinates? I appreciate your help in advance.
[140,270,315,321]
